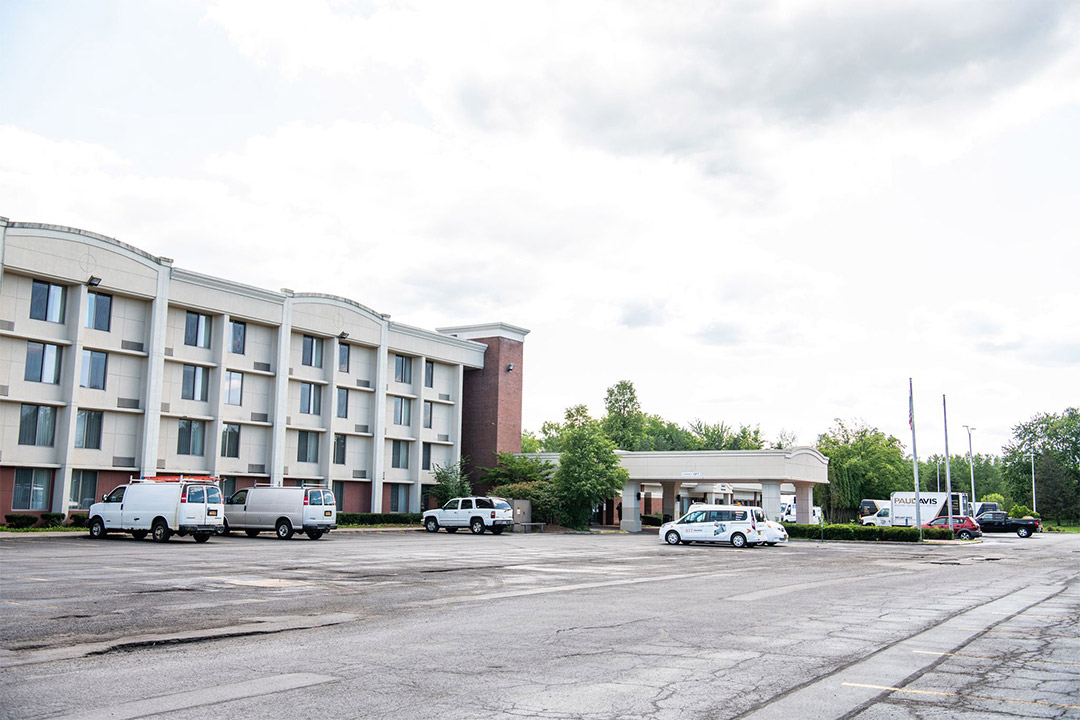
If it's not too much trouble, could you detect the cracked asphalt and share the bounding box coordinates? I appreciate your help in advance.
[1,530,1077,719]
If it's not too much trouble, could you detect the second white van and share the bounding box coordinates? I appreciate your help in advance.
[222,486,337,540]
[660,505,767,548]
[87,477,225,543]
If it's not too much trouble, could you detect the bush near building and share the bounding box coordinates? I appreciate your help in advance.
[784,523,953,542]
[337,513,422,526]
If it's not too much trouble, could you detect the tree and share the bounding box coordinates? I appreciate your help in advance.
[815,420,908,518]
[553,410,629,529]
[538,404,593,452]
[689,420,765,450]
[520,430,542,454]
[429,457,472,506]
[601,380,646,451]
[772,429,799,450]
[639,414,698,451]
[478,452,556,486]
[1001,408,1080,524]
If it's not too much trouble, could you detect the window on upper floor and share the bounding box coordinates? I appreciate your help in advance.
[182,364,209,401]
[298,430,319,463]
[184,311,211,348]
[394,354,411,384]
[422,442,432,471]
[221,423,241,458]
[19,404,55,446]
[75,410,103,449]
[25,341,62,384]
[177,419,205,456]
[391,439,409,469]
[393,397,411,426]
[302,335,323,368]
[338,343,349,373]
[80,350,108,390]
[333,434,346,465]
[423,401,433,429]
[30,280,66,323]
[85,292,112,331]
[424,360,434,388]
[224,371,243,406]
[337,388,348,419]
[230,320,246,354]
[300,382,321,415]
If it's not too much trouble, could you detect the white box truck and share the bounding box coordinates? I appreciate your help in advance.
[888,492,970,527]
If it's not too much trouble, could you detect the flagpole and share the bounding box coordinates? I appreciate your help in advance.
[910,379,922,540]
[943,394,953,528]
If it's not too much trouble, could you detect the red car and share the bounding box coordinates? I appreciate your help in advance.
[923,515,982,540]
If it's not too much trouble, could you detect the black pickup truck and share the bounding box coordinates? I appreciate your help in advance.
[975,511,1041,537]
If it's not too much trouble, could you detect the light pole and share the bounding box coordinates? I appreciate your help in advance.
[963,425,976,505]
[1030,451,1037,513]
[936,456,941,493]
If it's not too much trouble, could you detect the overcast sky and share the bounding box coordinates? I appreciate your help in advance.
[2,0,1077,458]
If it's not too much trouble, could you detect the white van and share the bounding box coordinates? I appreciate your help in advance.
[222,486,337,540]
[779,502,823,524]
[87,476,224,543]
[660,505,766,548]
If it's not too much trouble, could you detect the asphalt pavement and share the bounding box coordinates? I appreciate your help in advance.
[1,529,1077,719]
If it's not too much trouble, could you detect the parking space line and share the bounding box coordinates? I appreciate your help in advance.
[985,611,1077,620]
[841,682,1080,710]
[952,625,1077,638]
[911,649,1080,667]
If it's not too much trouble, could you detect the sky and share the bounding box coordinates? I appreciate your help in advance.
[2,0,1078,459]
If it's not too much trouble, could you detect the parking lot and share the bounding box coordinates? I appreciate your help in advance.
[1,529,1078,719]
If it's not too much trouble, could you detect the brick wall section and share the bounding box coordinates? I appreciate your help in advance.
[460,335,524,492]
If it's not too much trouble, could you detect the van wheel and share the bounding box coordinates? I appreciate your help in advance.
[89,518,107,539]
[665,530,681,545]
[445,528,459,533]
[152,520,171,543]
[1017,527,1031,538]
[275,519,294,540]
[217,519,231,536]
[470,518,486,535]
[958,530,973,541]
[245,530,260,538]
[131,530,148,541]
[306,530,324,540]
[766,542,778,546]
[730,533,747,548]
[425,517,439,533]
[193,532,211,543]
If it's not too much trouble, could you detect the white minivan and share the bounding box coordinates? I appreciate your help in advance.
[222,486,337,540]
[660,505,767,548]
[88,477,225,543]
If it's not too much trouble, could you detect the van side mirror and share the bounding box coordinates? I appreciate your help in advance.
[103,493,109,502]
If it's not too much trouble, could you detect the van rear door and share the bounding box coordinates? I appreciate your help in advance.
[182,485,207,526]
[304,488,324,526]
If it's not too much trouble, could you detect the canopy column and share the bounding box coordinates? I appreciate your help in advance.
[760,480,783,521]
[620,481,641,532]
[795,483,814,524]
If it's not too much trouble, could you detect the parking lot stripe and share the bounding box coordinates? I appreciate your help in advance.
[911,650,1080,667]
[952,625,1076,638]
[840,682,1080,710]
[985,611,1076,620]
[47,673,338,720]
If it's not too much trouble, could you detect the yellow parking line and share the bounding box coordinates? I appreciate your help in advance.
[912,650,1080,667]
[841,683,1080,710]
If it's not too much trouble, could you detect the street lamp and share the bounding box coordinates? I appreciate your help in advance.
[1030,451,1037,513]
[963,425,976,506]
[936,456,941,493]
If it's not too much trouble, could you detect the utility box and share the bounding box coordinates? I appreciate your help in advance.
[512,499,532,531]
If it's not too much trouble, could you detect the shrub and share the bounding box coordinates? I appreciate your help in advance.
[1009,504,1040,519]
[641,513,664,527]
[68,514,89,528]
[41,513,65,527]
[4,514,38,529]
[780,522,945,542]
[336,513,421,526]
[499,481,564,525]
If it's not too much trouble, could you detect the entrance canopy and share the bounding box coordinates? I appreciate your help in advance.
[527,447,829,531]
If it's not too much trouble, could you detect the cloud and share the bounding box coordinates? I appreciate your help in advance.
[619,300,667,328]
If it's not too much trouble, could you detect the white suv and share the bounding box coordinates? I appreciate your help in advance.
[422,496,513,535]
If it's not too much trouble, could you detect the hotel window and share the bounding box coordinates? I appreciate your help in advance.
[338,343,349,372]
[25,342,62,384]
[298,431,319,462]
[177,419,205,456]
[70,469,98,509]
[85,292,112,331]
[182,364,209,401]
[30,280,65,323]
[394,354,411,383]
[230,320,246,354]
[422,442,432,471]
[80,350,108,390]
[337,388,348,419]
[221,423,241,458]
[224,371,243,406]
[300,382,322,415]
[389,484,408,512]
[184,311,211,348]
[220,477,237,498]
[424,360,434,388]
[333,434,346,465]
[75,409,104,449]
[393,397,411,426]
[19,404,55,446]
[302,335,323,368]
[423,401,433,429]
[13,468,51,511]
[333,481,345,507]
[391,439,409,469]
